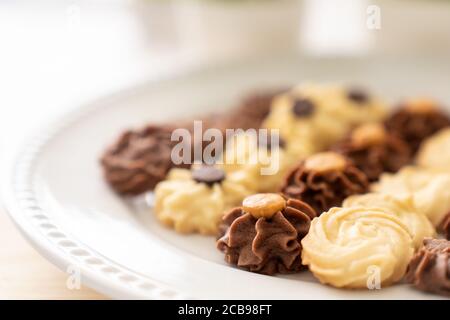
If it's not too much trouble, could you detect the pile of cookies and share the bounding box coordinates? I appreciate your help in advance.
[101,83,450,297]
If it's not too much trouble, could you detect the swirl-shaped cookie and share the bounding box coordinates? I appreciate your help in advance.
[301,207,414,288]
[332,123,411,181]
[373,166,450,226]
[217,194,316,275]
[280,152,369,215]
[154,166,254,235]
[101,124,188,195]
[221,132,294,192]
[385,97,450,154]
[290,84,387,126]
[343,193,435,249]
[416,128,450,169]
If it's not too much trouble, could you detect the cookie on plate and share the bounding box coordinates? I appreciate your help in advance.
[385,97,450,154]
[416,128,450,169]
[280,152,369,215]
[217,193,316,275]
[332,123,411,181]
[373,166,450,227]
[154,166,254,235]
[343,193,435,250]
[302,206,414,288]
[101,124,188,195]
[220,131,294,192]
[406,238,450,297]
[263,83,387,155]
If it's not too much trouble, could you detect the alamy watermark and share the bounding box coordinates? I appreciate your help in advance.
[367,5,381,30]
[366,265,382,290]
[171,121,282,176]
[66,264,82,290]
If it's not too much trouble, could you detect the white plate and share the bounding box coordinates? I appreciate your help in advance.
[3,56,450,299]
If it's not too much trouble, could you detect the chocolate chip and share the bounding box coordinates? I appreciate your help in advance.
[347,88,369,104]
[292,98,315,117]
[192,166,225,186]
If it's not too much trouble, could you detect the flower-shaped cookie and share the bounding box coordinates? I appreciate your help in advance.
[416,128,450,169]
[263,83,387,155]
[221,132,294,192]
[373,166,450,226]
[343,193,435,249]
[101,124,188,195]
[217,193,316,275]
[280,152,369,215]
[332,123,411,181]
[385,97,450,154]
[154,166,254,235]
[302,206,414,288]
[221,89,286,131]
[406,238,450,297]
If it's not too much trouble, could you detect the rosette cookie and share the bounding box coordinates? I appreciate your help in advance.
[217,193,316,275]
[289,84,387,127]
[373,167,450,227]
[343,193,435,249]
[406,238,450,297]
[332,123,411,181]
[385,97,450,154]
[221,132,294,192]
[280,152,369,215]
[221,89,287,131]
[101,124,188,195]
[154,166,254,235]
[302,207,414,288]
[263,83,386,154]
[416,128,450,169]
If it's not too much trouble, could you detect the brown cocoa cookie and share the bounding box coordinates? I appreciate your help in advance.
[406,238,450,297]
[332,123,411,182]
[100,124,190,195]
[440,212,450,240]
[217,194,316,275]
[385,98,450,154]
[280,152,369,215]
[221,89,286,131]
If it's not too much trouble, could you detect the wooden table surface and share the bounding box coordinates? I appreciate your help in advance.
[0,207,105,300]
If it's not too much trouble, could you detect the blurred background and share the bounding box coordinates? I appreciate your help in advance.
[1,0,450,299]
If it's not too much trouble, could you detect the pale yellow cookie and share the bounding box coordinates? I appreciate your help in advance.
[416,128,450,169]
[262,83,387,158]
[220,132,294,192]
[373,166,450,226]
[154,167,254,235]
[343,193,435,249]
[301,207,414,288]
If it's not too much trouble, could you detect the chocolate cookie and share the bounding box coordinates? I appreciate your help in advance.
[385,98,450,154]
[332,123,411,181]
[406,238,450,297]
[217,193,316,275]
[101,124,189,195]
[280,152,369,214]
[222,89,286,131]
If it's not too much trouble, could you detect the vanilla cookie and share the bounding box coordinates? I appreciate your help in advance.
[301,207,414,288]
[416,128,450,169]
[263,83,386,158]
[343,193,435,249]
[291,83,387,126]
[221,132,294,192]
[154,166,254,235]
[373,166,450,226]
